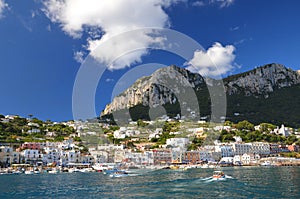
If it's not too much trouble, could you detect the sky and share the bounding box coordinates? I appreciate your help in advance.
[0,0,300,121]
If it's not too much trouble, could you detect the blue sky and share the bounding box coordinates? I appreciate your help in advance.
[0,0,299,121]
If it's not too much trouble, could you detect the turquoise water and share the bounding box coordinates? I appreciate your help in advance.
[0,167,299,198]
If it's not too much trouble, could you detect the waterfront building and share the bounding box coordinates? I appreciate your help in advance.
[152,149,172,165]
[215,144,234,157]
[42,148,61,165]
[22,149,43,165]
[233,155,242,165]
[114,149,125,163]
[251,142,270,156]
[59,150,81,166]
[184,151,200,163]
[241,153,260,165]
[232,143,252,155]
[89,150,109,163]
[269,143,280,155]
[0,146,20,166]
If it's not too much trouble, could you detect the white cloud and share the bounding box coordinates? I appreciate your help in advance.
[47,24,52,32]
[230,26,239,31]
[210,0,235,8]
[192,1,205,7]
[73,51,85,64]
[0,0,8,18]
[105,78,114,83]
[43,0,183,69]
[186,42,236,77]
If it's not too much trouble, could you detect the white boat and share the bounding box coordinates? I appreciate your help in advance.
[261,161,272,166]
[25,170,34,175]
[79,168,93,173]
[212,171,225,179]
[34,170,40,174]
[92,163,116,172]
[68,168,80,173]
[201,164,209,168]
[109,170,128,178]
[49,169,59,174]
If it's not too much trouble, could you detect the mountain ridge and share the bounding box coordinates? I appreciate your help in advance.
[101,63,300,127]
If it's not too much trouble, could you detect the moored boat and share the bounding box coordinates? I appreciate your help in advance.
[24,170,35,175]
[260,161,272,166]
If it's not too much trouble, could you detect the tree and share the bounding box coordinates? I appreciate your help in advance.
[236,120,254,131]
[137,119,148,127]
[285,135,297,145]
[260,123,276,132]
[188,137,204,150]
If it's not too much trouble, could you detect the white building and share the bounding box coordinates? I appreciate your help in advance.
[166,138,189,150]
[241,153,260,165]
[43,148,61,165]
[251,142,270,156]
[22,149,43,164]
[59,150,81,166]
[89,150,109,163]
[232,142,270,156]
[0,146,20,165]
[277,124,291,137]
[215,144,234,157]
[232,143,252,155]
[233,155,242,165]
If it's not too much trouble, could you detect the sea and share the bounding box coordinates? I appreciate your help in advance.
[0,167,299,199]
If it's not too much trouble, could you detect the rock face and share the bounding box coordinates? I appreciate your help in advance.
[102,65,205,115]
[224,63,300,96]
[102,63,300,116]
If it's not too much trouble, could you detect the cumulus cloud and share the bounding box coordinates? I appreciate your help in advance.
[186,42,236,77]
[0,0,8,18]
[43,0,183,69]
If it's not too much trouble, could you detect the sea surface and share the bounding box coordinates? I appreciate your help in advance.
[0,167,299,199]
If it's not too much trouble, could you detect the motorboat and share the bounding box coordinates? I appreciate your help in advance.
[109,170,128,178]
[212,170,225,179]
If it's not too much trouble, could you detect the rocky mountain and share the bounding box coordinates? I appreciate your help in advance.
[101,63,300,127]
[102,65,206,115]
[224,63,300,97]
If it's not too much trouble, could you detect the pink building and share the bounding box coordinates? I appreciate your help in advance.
[20,142,41,150]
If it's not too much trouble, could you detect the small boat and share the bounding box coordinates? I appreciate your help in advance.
[260,161,272,166]
[49,169,59,174]
[79,168,93,173]
[34,170,40,174]
[212,171,225,179]
[109,170,128,178]
[68,168,80,173]
[25,170,35,175]
[169,165,180,170]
